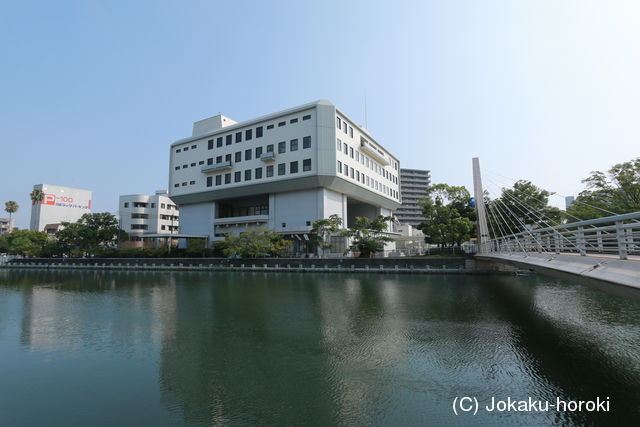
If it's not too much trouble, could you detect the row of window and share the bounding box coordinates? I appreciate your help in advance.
[337,161,399,199]
[123,202,178,210]
[174,180,197,187]
[336,139,398,184]
[205,159,313,187]
[175,137,312,170]
[175,114,313,153]
[160,225,179,231]
[336,116,354,138]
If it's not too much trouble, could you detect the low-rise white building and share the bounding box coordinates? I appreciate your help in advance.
[168,100,401,254]
[0,218,13,236]
[30,184,92,232]
[119,190,179,247]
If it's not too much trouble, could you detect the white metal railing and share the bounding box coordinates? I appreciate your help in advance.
[482,212,640,260]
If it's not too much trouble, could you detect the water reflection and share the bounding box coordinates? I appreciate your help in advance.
[0,270,638,426]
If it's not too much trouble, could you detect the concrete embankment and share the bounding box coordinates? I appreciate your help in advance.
[1,257,518,275]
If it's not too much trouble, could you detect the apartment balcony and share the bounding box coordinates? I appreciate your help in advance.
[260,152,276,162]
[360,139,390,165]
[201,161,232,173]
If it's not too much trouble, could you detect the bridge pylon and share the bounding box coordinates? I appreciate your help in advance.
[472,157,490,253]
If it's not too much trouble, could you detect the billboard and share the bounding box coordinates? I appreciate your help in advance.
[29,184,92,231]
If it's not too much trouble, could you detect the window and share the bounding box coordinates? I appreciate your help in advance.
[207,176,213,187]
[344,165,349,176]
[215,175,222,186]
[337,139,342,151]
[256,146,263,157]
[356,170,360,181]
[343,144,348,155]
[183,147,189,151]
[343,121,347,133]
[266,124,274,130]
[278,141,286,153]
[192,145,197,149]
[266,144,274,152]
[190,162,196,167]
[182,182,187,186]
[225,154,231,162]
[161,203,165,209]
[124,202,129,208]
[350,147,354,158]
[176,148,181,153]
[234,171,241,182]
[303,136,311,149]
[290,118,298,124]
[225,173,231,184]
[290,139,298,151]
[256,126,263,138]
[131,213,149,219]
[245,169,252,181]
[235,151,242,162]
[350,168,354,179]
[208,139,214,150]
[337,161,342,173]
[161,225,166,231]
[303,114,311,121]
[245,149,252,160]
[349,126,353,138]
[189,180,195,185]
[303,158,311,171]
[216,155,222,163]
[183,164,188,168]
[336,116,341,129]
[175,166,180,170]
[199,160,204,165]
[266,165,274,177]
[255,167,262,179]
[290,161,298,173]
[245,129,253,140]
[226,134,232,145]
[131,224,148,230]
[355,151,360,161]
[278,163,286,175]
[217,137,223,147]
[236,132,242,143]
[278,121,286,127]
[174,183,179,188]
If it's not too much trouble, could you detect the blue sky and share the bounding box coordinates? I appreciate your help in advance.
[1,0,639,228]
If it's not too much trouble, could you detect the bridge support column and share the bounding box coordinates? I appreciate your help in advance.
[616,221,628,260]
[596,231,604,253]
[577,227,586,256]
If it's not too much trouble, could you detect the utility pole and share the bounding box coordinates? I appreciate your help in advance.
[472,157,490,253]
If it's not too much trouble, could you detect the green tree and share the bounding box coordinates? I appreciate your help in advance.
[309,214,343,257]
[567,158,640,220]
[418,184,475,247]
[0,229,48,256]
[221,228,290,258]
[488,180,562,234]
[4,201,18,219]
[341,215,393,258]
[30,189,44,205]
[55,212,120,256]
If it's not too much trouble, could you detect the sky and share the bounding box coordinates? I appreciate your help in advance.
[1,0,639,229]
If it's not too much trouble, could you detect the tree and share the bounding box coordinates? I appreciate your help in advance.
[341,215,393,258]
[0,229,48,256]
[221,228,290,258]
[30,189,44,205]
[55,212,120,256]
[309,214,343,257]
[488,180,562,235]
[567,158,640,220]
[418,184,475,247]
[4,201,18,219]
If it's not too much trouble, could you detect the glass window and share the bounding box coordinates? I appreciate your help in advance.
[337,161,342,173]
[245,129,252,140]
[234,171,241,182]
[215,175,222,186]
[303,158,311,172]
[278,121,285,127]
[208,139,214,150]
[337,139,341,151]
[182,182,187,186]
[255,167,262,179]
[161,203,165,208]
[290,139,298,151]
[245,169,252,181]
[356,151,360,161]
[343,122,347,133]
[278,141,286,153]
[350,147,354,158]
[290,161,298,173]
[183,147,189,151]
[190,162,196,167]
[349,126,353,138]
[303,114,311,121]
[290,118,298,124]
[225,173,231,184]
[174,183,179,187]
[336,117,341,129]
[235,132,242,143]
[356,170,360,181]
[124,202,129,208]
[235,151,242,162]
[182,164,188,168]
[266,124,274,130]
[207,158,213,165]
[344,144,348,155]
[176,149,181,153]
[245,149,252,160]
[256,126,263,138]
[225,153,231,162]
[350,168,354,179]
[199,160,204,165]
[278,163,286,175]
[175,166,180,170]
[266,144,274,152]
[303,136,311,149]
[216,137,223,147]
[216,155,222,163]
[344,165,349,176]
[226,134,232,145]
[266,165,274,177]
[256,146,263,157]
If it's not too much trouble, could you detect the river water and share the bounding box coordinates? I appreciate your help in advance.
[0,270,638,426]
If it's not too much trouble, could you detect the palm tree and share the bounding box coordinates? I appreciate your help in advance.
[30,189,44,205]
[4,201,18,219]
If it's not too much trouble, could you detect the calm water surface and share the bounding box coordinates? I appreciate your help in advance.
[0,270,639,426]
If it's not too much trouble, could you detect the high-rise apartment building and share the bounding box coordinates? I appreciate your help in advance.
[395,168,431,226]
[119,190,179,246]
[168,100,401,253]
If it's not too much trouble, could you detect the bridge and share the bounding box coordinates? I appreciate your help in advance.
[471,158,640,298]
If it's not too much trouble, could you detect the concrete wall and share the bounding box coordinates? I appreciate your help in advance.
[179,202,215,240]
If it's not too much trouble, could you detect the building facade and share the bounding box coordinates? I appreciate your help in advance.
[29,184,92,232]
[0,218,13,236]
[119,191,179,246]
[395,168,431,226]
[168,100,401,253]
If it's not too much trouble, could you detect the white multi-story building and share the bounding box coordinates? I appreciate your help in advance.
[30,184,92,232]
[168,100,401,253]
[119,190,179,246]
[396,168,431,226]
[0,218,13,236]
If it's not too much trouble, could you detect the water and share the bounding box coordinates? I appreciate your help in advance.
[0,270,639,426]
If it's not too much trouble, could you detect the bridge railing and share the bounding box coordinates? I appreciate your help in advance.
[484,212,640,260]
